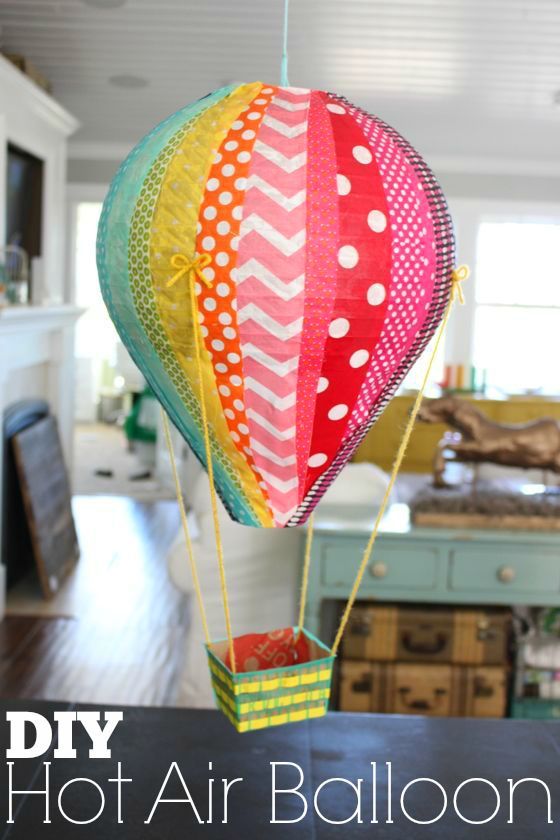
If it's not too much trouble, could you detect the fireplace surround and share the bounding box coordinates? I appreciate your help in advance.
[0,304,82,616]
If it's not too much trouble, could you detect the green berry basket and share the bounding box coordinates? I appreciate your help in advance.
[206,627,335,733]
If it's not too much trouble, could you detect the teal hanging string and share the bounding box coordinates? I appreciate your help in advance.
[280,0,290,86]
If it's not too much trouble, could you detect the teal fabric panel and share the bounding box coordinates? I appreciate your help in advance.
[97,86,260,526]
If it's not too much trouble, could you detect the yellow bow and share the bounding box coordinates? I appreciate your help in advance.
[451,264,469,305]
[167,253,213,289]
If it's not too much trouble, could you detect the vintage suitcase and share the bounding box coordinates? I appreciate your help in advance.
[395,608,454,663]
[344,605,511,666]
[451,666,508,717]
[388,663,453,717]
[452,610,511,665]
[339,660,508,717]
[339,660,387,713]
[344,605,398,661]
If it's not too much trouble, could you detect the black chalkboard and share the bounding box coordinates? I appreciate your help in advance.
[12,416,79,598]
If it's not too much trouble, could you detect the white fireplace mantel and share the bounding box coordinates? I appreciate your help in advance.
[0,304,83,618]
[0,303,83,331]
[0,306,84,443]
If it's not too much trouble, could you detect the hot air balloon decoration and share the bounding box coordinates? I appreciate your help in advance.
[97,81,460,732]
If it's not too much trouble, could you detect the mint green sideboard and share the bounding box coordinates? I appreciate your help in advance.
[304,504,560,640]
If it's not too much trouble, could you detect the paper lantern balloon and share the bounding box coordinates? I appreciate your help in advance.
[97,82,455,528]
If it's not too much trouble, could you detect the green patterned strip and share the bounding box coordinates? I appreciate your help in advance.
[127,94,260,524]
[97,87,260,526]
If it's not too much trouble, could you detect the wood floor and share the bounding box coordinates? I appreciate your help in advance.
[0,496,190,706]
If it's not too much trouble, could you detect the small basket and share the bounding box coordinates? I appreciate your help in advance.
[206,627,335,732]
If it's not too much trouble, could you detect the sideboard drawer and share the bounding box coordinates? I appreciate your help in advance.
[449,548,560,595]
[321,543,439,590]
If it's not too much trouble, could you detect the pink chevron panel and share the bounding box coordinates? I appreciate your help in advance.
[235,88,311,526]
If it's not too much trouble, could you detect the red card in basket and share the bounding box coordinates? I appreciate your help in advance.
[225,628,310,673]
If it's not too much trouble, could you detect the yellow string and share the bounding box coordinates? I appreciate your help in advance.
[331,265,469,656]
[161,408,211,645]
[167,252,237,672]
[450,264,468,303]
[295,513,314,641]
[167,252,212,289]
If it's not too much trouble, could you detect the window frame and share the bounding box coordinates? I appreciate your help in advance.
[446,198,560,394]
[66,182,108,304]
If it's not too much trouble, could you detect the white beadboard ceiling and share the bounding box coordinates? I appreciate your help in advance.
[1,0,559,169]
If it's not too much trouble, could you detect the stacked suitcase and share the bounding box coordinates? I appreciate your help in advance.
[339,604,511,717]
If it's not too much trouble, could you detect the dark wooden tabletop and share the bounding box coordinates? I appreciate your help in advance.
[1,700,559,838]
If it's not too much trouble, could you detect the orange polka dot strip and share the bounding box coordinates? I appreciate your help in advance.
[195,85,276,495]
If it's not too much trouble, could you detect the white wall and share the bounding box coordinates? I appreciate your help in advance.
[440,171,560,205]
[67,158,120,187]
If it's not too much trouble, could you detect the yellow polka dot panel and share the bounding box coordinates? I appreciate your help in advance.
[97,82,455,528]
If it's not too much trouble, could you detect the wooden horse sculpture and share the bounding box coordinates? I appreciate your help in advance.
[416,396,560,488]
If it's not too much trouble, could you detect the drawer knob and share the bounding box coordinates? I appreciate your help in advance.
[498,565,516,584]
[370,562,387,579]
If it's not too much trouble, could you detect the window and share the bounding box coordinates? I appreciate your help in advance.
[74,201,120,364]
[473,219,560,395]
[72,201,120,421]
[399,331,445,394]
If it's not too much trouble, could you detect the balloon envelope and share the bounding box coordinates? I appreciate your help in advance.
[97,82,455,528]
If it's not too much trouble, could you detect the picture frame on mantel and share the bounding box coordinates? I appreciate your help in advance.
[0,53,80,308]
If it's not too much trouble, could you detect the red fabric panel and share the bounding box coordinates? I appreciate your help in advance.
[303,93,392,493]
[295,91,339,498]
